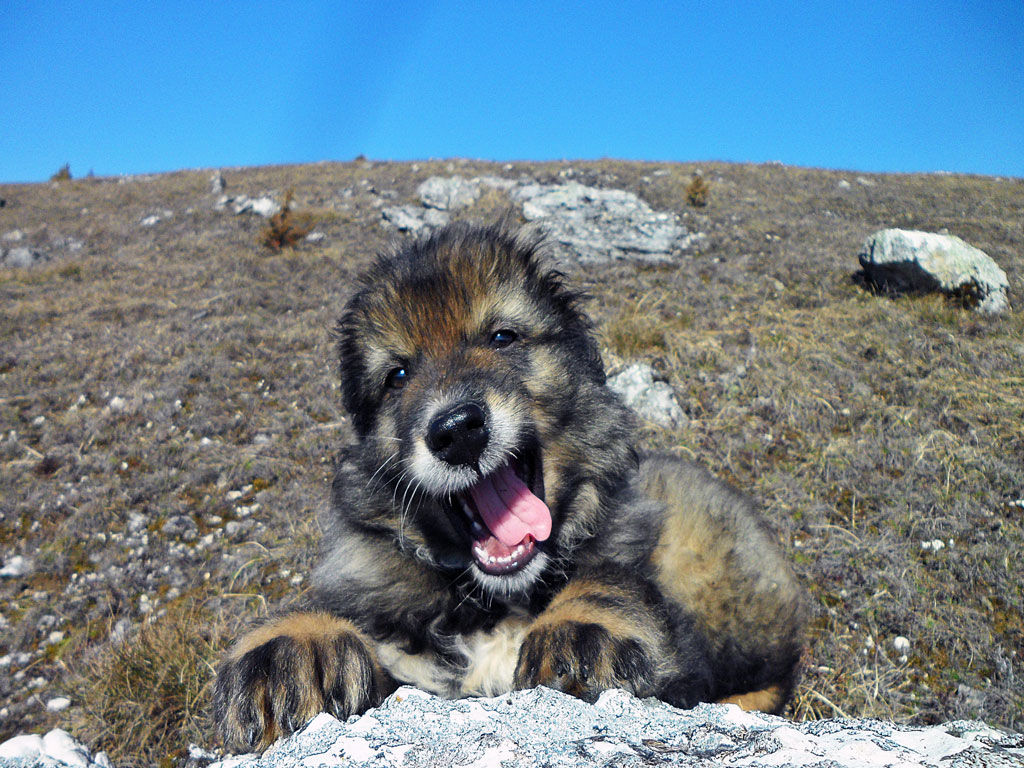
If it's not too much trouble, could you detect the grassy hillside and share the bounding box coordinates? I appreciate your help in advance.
[1,159,1021,765]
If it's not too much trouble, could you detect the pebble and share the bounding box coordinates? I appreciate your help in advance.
[46,697,72,712]
[0,555,33,578]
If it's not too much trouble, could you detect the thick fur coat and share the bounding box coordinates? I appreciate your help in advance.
[214,223,806,751]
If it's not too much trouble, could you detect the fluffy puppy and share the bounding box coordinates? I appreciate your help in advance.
[214,222,806,751]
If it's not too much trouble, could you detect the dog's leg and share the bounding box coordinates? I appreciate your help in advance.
[513,569,712,705]
[214,612,394,752]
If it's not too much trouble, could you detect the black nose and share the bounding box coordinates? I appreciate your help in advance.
[426,402,489,467]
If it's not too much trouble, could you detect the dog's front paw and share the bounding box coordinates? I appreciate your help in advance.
[213,613,387,752]
[514,620,655,701]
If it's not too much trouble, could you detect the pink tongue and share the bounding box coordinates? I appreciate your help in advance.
[468,464,551,547]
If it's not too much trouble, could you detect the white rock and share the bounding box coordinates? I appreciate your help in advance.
[202,687,1024,768]
[512,181,703,263]
[858,228,1009,314]
[607,364,687,428]
[210,171,226,195]
[2,247,48,268]
[417,175,482,210]
[107,396,127,412]
[894,636,911,654]
[0,733,43,760]
[140,214,161,227]
[0,555,33,578]
[381,205,450,233]
[46,697,72,712]
[2,229,24,241]
[230,195,281,217]
[42,729,91,768]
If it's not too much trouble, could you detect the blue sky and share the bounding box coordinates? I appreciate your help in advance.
[2,1,1022,182]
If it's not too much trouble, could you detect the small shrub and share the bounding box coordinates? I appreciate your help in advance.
[686,175,710,207]
[261,189,312,252]
[50,164,72,182]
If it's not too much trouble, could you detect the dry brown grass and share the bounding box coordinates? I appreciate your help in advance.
[1,158,1021,762]
[71,599,226,766]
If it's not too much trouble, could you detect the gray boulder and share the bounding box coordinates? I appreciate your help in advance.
[1,247,49,268]
[2,687,1022,767]
[381,205,450,233]
[608,363,688,428]
[417,176,481,211]
[512,181,704,264]
[858,229,1010,314]
[224,687,1021,768]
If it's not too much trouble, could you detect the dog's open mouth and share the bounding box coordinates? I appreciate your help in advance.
[456,453,550,575]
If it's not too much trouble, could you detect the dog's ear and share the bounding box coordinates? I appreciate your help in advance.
[504,226,607,386]
[527,268,603,386]
[335,293,375,436]
[549,278,606,386]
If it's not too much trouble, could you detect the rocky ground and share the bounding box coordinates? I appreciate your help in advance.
[1,159,1022,765]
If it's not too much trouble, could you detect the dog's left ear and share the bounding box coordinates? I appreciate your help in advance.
[335,292,376,436]
[539,272,606,386]
[562,301,606,386]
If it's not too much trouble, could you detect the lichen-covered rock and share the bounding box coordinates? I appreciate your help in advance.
[205,687,1022,768]
[858,228,1010,314]
[513,181,704,263]
[2,687,1021,767]
[381,205,450,233]
[417,176,481,211]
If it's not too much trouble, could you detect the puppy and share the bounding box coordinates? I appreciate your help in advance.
[214,222,805,751]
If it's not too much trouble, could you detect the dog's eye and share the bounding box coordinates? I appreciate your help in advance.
[385,367,409,389]
[489,329,518,349]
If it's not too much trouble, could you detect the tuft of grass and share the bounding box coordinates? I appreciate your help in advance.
[50,163,72,182]
[260,189,312,252]
[603,294,694,362]
[71,599,226,765]
[686,175,710,207]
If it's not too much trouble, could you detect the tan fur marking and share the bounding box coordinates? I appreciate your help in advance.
[648,467,802,658]
[228,612,363,660]
[531,582,654,645]
[717,685,786,712]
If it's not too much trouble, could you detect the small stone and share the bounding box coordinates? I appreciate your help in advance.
[108,396,127,412]
[210,171,226,195]
[0,555,33,578]
[46,697,72,712]
[893,636,911,654]
[140,214,161,226]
